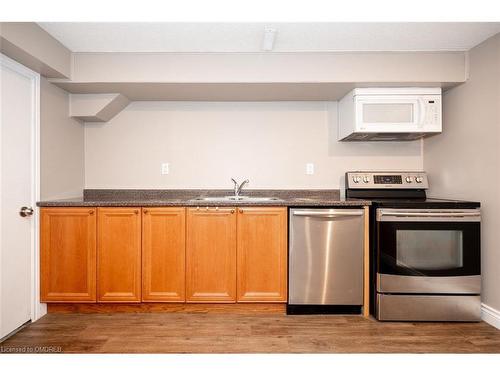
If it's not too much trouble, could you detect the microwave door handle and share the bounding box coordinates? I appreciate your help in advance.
[417,98,425,127]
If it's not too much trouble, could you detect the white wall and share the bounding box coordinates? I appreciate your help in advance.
[72,51,467,84]
[40,78,85,199]
[424,33,500,312]
[85,101,423,189]
[0,22,72,78]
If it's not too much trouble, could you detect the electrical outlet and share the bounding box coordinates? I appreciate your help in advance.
[161,163,169,175]
[306,163,314,175]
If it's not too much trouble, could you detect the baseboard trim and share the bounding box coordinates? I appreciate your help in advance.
[47,303,286,314]
[481,303,500,330]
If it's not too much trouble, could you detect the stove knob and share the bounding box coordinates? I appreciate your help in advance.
[405,176,412,183]
[363,176,370,183]
[415,176,423,183]
[352,176,361,183]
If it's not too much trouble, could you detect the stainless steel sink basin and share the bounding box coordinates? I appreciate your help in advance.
[192,196,281,202]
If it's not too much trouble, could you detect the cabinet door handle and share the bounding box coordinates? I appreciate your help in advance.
[239,208,244,213]
[143,209,148,214]
[134,210,139,214]
[211,208,235,213]
[194,207,235,213]
[217,208,235,214]
[88,210,94,215]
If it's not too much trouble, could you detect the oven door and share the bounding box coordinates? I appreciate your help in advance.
[376,208,481,294]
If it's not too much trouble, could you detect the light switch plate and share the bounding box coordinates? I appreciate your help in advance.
[306,163,314,175]
[161,163,169,175]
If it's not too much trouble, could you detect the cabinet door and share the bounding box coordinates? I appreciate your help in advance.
[97,208,141,302]
[142,207,186,302]
[237,207,287,302]
[41,208,97,302]
[186,208,237,302]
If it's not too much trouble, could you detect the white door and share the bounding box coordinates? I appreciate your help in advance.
[0,54,39,339]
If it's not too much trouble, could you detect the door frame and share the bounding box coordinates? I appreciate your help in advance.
[0,54,44,326]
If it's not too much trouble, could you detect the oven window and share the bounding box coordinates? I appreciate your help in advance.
[396,230,463,270]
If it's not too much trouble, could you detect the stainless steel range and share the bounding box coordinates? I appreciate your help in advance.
[345,171,481,322]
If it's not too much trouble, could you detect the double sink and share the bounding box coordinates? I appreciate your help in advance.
[191,179,282,203]
[191,196,281,203]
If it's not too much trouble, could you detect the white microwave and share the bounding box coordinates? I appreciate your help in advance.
[338,87,442,141]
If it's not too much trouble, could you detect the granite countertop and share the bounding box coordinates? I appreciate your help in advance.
[37,189,371,207]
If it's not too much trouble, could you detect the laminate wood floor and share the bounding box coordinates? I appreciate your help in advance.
[2,312,500,353]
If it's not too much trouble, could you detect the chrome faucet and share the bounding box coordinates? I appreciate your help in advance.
[231,178,249,197]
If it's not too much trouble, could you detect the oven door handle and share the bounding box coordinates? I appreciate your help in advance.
[380,212,480,217]
[377,210,481,222]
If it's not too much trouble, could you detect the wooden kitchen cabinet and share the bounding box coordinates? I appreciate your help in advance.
[97,208,142,302]
[41,204,288,306]
[186,207,237,302]
[237,207,288,302]
[142,207,186,302]
[41,208,97,302]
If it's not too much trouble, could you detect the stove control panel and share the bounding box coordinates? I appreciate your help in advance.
[346,171,429,189]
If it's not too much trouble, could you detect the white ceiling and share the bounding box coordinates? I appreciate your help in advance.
[38,22,500,53]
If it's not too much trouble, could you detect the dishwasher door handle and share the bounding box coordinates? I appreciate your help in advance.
[293,210,364,218]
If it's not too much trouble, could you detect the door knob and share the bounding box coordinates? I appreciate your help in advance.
[19,206,34,217]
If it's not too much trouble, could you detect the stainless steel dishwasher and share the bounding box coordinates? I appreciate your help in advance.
[288,208,365,314]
